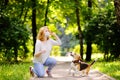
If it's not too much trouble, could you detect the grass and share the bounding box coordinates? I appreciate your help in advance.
[92,61,120,80]
[0,62,32,80]
[90,53,120,80]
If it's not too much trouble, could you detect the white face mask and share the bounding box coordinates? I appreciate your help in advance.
[45,32,50,37]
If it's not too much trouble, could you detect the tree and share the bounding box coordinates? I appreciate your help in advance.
[0,16,29,61]
[113,0,120,58]
[0,0,31,61]
[85,0,92,61]
[114,0,120,25]
[31,0,37,55]
[44,0,50,26]
[74,0,83,59]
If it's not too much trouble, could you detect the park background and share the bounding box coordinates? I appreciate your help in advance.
[0,0,120,80]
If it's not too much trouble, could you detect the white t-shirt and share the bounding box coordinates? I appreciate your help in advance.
[33,38,61,64]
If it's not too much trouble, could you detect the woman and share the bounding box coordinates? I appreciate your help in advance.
[30,26,62,78]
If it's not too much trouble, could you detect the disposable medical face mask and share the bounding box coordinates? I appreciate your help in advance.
[45,32,50,37]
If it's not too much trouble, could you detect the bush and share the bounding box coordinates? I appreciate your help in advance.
[0,15,30,61]
[51,46,61,56]
[71,44,102,54]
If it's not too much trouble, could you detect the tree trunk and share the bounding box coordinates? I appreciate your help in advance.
[74,0,83,59]
[86,0,92,61]
[114,0,120,26]
[32,0,37,56]
[5,0,9,6]
[14,47,18,62]
[114,0,120,58]
[2,0,9,9]
[86,41,92,61]
[44,0,50,26]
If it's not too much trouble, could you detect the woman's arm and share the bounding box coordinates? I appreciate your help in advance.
[34,50,46,57]
[34,40,46,57]
[50,32,62,45]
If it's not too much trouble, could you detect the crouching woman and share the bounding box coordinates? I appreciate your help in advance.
[30,26,62,78]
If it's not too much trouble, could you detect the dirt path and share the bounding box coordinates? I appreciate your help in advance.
[30,57,116,80]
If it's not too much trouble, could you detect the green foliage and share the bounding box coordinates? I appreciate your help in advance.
[91,44,102,53]
[84,5,120,60]
[0,15,30,61]
[72,44,101,54]
[61,44,98,56]
[0,0,120,62]
[51,46,61,56]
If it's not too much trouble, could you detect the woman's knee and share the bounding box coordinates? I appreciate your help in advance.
[53,59,57,65]
[37,72,45,78]
[44,57,57,66]
[34,63,45,77]
[50,58,57,65]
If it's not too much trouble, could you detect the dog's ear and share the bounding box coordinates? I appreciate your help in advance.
[79,58,83,62]
[79,56,82,59]
[78,56,81,59]
[70,52,73,56]
[74,53,76,55]
[78,56,83,61]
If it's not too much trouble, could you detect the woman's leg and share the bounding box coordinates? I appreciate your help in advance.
[44,57,56,75]
[32,63,45,77]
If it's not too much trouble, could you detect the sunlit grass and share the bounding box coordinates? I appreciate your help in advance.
[83,53,120,80]
[92,61,120,80]
[0,62,32,80]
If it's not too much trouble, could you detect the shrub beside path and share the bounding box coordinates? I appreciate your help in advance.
[30,57,116,80]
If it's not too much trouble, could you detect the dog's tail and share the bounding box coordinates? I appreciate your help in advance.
[89,58,98,66]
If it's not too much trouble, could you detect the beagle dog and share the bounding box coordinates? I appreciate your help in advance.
[68,52,97,76]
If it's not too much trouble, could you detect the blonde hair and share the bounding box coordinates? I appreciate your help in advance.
[37,26,49,41]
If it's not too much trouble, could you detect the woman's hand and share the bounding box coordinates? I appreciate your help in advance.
[41,49,46,54]
[50,32,57,37]
[34,49,46,57]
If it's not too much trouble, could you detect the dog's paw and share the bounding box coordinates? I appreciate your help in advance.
[72,73,75,77]
[81,74,88,77]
